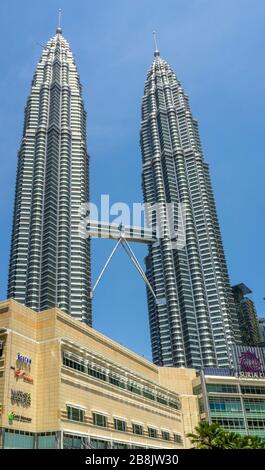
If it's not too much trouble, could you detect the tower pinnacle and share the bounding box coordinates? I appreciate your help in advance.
[153,31,160,57]
[56,8,62,34]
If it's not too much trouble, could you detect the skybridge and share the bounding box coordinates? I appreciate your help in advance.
[86,220,158,303]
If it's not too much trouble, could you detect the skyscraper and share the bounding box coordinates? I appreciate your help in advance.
[8,24,91,323]
[259,318,265,346]
[232,283,261,347]
[141,41,240,369]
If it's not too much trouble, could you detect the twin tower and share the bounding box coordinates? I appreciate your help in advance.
[8,27,240,370]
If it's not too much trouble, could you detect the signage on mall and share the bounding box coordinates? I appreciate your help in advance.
[14,368,33,384]
[11,389,31,407]
[16,353,32,365]
[239,351,262,373]
[236,371,265,379]
[8,411,32,424]
[235,350,265,378]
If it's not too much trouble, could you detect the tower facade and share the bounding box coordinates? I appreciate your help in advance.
[141,46,240,368]
[8,27,91,323]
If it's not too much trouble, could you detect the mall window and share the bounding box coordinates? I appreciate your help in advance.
[168,399,181,410]
[161,431,170,441]
[90,438,109,449]
[244,398,265,413]
[62,352,181,412]
[143,389,155,401]
[63,356,85,373]
[209,397,242,413]
[112,442,129,449]
[148,427,158,439]
[67,406,85,423]
[173,433,183,444]
[93,413,107,428]
[88,367,106,381]
[157,395,168,405]
[241,386,265,395]
[37,432,58,449]
[3,429,34,449]
[247,419,265,429]
[114,418,126,432]
[206,384,238,394]
[212,418,245,430]
[109,375,125,389]
[132,423,143,435]
[127,382,142,395]
[63,433,83,449]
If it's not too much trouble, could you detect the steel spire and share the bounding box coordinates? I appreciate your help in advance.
[153,31,160,57]
[56,8,62,34]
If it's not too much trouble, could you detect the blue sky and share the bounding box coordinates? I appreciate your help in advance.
[0,0,264,361]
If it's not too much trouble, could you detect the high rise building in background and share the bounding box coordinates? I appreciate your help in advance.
[259,318,265,346]
[140,42,240,369]
[232,283,261,346]
[7,25,91,324]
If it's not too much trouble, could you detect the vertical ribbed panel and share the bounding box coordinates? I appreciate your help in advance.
[8,31,91,324]
[141,55,240,368]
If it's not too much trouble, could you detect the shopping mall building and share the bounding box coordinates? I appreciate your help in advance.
[0,300,199,449]
[1,299,265,449]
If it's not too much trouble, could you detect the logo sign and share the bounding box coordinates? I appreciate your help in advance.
[239,351,262,373]
[237,371,265,379]
[14,369,33,384]
[8,411,32,424]
[16,354,32,365]
[11,389,31,408]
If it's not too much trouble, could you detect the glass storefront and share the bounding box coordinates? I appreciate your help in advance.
[37,433,58,449]
[90,438,109,449]
[63,433,83,449]
[3,429,35,449]
[2,429,59,449]
[1,429,168,449]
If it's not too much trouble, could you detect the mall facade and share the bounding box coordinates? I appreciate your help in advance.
[193,365,265,441]
[0,300,199,449]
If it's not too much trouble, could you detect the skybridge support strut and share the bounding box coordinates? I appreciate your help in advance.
[91,236,157,303]
[91,238,122,298]
[120,238,157,301]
